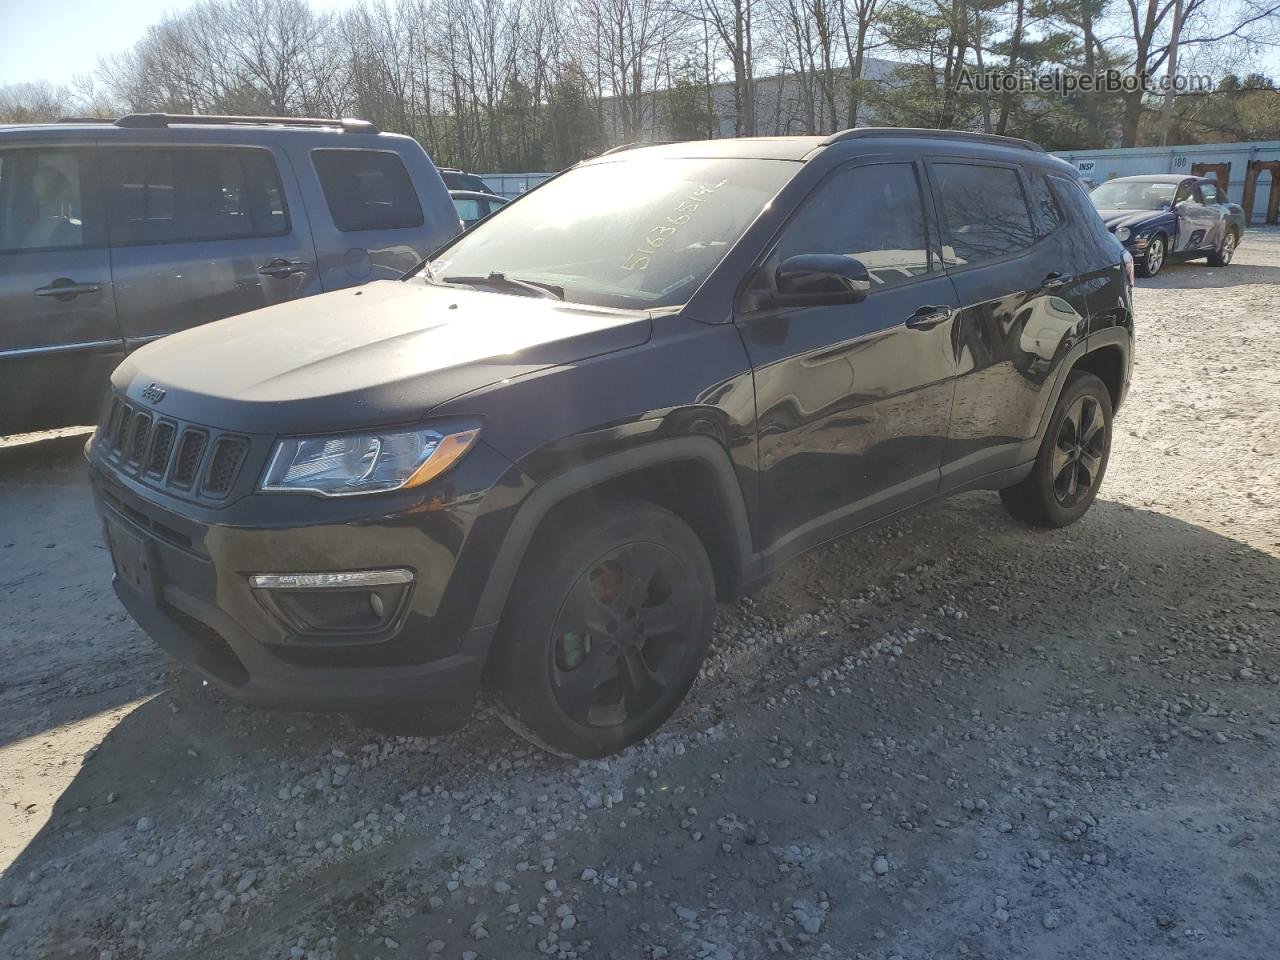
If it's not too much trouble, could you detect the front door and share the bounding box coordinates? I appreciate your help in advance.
[100,144,321,350]
[738,159,959,557]
[1173,180,1218,253]
[0,144,123,432]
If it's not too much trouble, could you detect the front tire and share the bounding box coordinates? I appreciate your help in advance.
[1000,371,1113,528]
[1208,228,1237,267]
[1136,234,1166,277]
[489,499,716,758]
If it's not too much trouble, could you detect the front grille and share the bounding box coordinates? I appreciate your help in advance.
[203,437,248,497]
[127,413,152,466]
[95,392,254,503]
[145,421,177,477]
[171,430,208,489]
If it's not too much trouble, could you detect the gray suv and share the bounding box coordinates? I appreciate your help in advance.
[0,113,459,434]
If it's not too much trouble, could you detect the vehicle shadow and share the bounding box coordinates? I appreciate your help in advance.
[3,492,1278,960]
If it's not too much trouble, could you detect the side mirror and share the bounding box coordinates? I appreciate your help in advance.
[772,254,871,307]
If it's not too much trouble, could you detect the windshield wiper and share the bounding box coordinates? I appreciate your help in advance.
[443,272,564,301]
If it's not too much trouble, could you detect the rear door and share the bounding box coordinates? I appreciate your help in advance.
[739,158,960,550]
[929,158,1091,488]
[306,147,457,289]
[0,143,122,432]
[101,143,320,349]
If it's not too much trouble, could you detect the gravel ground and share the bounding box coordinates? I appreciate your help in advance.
[1,228,1278,960]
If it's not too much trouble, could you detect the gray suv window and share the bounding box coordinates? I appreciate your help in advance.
[312,149,423,232]
[0,148,93,252]
[103,147,289,245]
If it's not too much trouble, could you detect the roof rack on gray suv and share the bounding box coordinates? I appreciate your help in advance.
[821,126,1044,152]
[55,113,380,134]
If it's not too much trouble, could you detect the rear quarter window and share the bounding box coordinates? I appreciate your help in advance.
[1026,170,1065,237]
[1049,174,1117,247]
[312,149,424,232]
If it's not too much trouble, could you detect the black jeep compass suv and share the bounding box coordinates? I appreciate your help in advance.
[88,128,1133,758]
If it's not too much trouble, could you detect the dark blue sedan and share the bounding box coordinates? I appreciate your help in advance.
[1089,175,1245,277]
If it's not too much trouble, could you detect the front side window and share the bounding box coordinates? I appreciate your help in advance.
[772,161,931,289]
[933,162,1036,266]
[1201,182,1221,204]
[102,147,288,245]
[313,149,423,232]
[427,158,796,310]
[0,148,91,252]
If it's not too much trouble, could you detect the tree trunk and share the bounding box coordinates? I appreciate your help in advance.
[995,0,1023,135]
[1159,0,1184,145]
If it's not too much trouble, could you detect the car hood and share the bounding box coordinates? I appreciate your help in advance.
[111,279,653,434]
[1095,208,1169,232]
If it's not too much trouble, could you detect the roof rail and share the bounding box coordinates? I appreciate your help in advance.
[55,116,115,124]
[597,140,675,157]
[821,126,1045,153]
[112,113,380,134]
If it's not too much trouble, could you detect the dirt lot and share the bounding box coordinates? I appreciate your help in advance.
[2,229,1279,960]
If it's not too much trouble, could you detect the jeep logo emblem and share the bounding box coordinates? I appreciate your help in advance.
[141,383,166,404]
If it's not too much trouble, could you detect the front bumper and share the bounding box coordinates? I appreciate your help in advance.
[89,439,528,719]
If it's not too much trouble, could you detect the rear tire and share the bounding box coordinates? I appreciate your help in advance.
[1207,228,1237,267]
[1135,234,1166,277]
[1000,371,1113,528]
[489,499,716,758]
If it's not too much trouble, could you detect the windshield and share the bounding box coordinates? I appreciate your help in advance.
[1090,180,1179,210]
[423,158,797,309]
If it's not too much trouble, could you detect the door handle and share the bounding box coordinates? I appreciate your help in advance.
[258,258,309,279]
[34,279,103,301]
[1042,272,1074,290]
[905,305,953,330]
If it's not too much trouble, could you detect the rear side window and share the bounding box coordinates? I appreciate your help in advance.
[774,161,932,289]
[313,149,423,232]
[1026,170,1065,237]
[933,162,1036,266]
[102,148,288,245]
[0,148,94,252]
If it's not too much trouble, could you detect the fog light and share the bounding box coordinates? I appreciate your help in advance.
[249,569,413,637]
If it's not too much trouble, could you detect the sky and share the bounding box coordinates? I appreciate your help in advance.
[0,0,355,89]
[2,0,1277,91]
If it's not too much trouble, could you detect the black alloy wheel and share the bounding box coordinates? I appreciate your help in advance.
[491,499,716,758]
[1000,370,1113,528]
[1050,394,1106,508]
[549,541,699,727]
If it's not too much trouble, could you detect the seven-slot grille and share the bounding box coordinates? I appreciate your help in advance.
[98,394,251,501]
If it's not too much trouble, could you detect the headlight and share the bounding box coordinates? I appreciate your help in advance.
[262,426,479,496]
[1115,226,1131,241]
